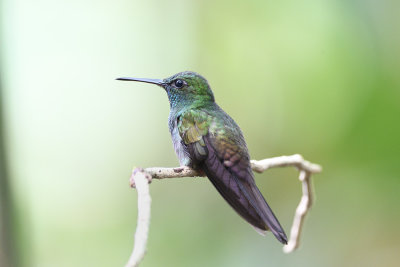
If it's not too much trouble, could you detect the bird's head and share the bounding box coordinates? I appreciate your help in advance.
[117,71,215,109]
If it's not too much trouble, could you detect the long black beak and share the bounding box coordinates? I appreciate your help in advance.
[116,77,164,86]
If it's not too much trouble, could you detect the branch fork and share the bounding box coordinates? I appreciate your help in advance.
[125,154,322,267]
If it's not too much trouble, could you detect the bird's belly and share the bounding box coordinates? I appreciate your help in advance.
[171,126,191,167]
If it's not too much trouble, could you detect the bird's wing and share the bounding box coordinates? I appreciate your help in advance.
[177,109,287,244]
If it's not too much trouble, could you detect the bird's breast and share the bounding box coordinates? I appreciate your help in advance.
[168,113,192,167]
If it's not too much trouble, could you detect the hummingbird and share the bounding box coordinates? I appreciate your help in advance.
[117,71,287,244]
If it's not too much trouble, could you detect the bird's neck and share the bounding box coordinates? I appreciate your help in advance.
[169,97,215,115]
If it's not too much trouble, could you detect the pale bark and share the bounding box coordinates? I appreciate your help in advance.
[126,154,322,267]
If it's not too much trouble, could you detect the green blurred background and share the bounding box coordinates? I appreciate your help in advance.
[1,0,399,266]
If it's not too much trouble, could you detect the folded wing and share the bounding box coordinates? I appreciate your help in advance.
[178,109,287,244]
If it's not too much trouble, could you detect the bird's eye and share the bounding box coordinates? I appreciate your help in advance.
[174,79,185,88]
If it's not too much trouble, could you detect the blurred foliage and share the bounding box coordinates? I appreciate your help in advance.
[1,0,399,266]
[1,77,15,267]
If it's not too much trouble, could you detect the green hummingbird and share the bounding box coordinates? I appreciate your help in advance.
[117,71,287,244]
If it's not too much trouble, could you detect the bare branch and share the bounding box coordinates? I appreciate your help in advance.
[125,169,152,267]
[250,154,322,174]
[283,170,313,253]
[144,166,202,179]
[126,154,322,266]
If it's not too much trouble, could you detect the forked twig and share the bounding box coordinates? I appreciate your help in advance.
[125,154,322,267]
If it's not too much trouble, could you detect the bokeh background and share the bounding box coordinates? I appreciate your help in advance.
[1,0,399,266]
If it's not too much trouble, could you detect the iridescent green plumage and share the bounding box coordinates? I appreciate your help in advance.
[117,71,287,244]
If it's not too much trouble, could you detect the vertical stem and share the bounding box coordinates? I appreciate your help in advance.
[125,170,152,267]
[283,171,312,253]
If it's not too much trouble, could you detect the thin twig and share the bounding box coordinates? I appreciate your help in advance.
[126,154,322,266]
[144,166,201,179]
[250,154,321,173]
[125,169,152,267]
[283,170,313,253]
